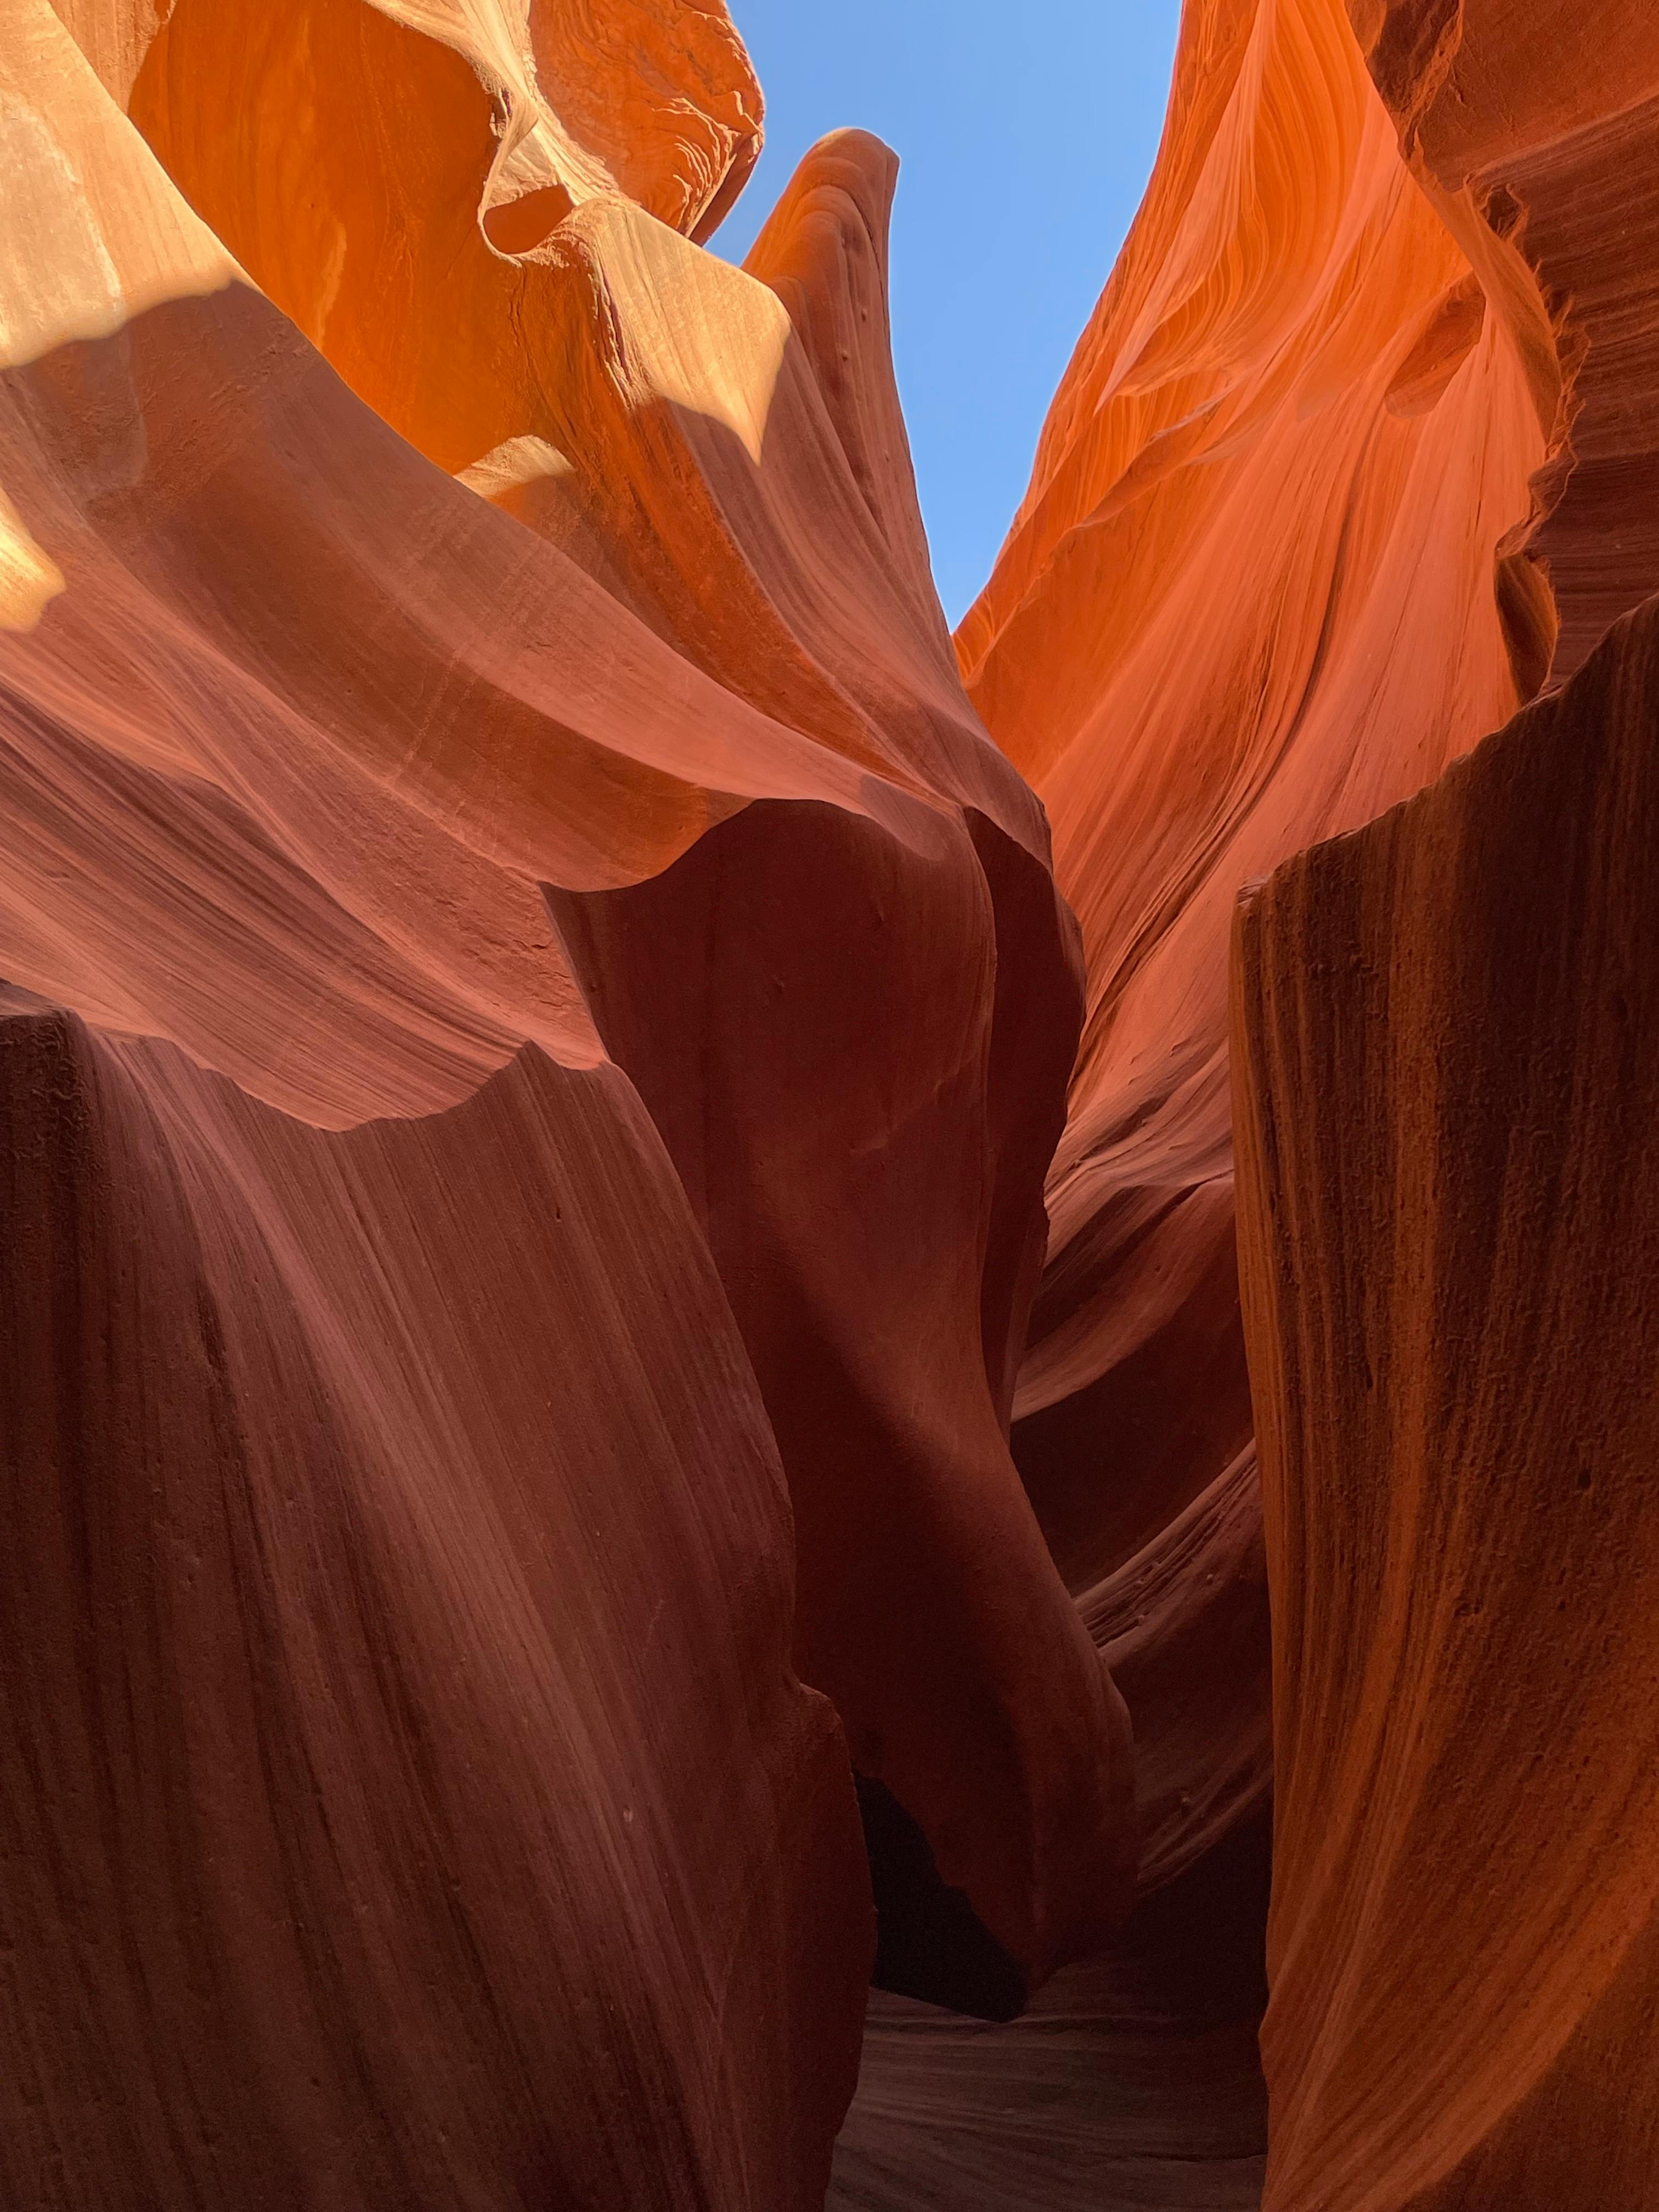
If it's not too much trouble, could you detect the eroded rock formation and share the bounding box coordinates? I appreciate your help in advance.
[1350,0,1659,677]
[946,0,1659,1939]
[830,1810,1273,2212]
[3,2,1128,2191]
[3,0,1658,2203]
[958,0,1551,1909]
[0,994,867,2209]
[1235,592,1659,2209]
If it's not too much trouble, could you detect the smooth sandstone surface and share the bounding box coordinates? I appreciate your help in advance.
[1235,592,1659,2209]
[2,4,1129,2188]
[955,0,1571,1909]
[4,0,1659,2202]
[970,0,1544,1496]
[116,0,760,478]
[538,131,1137,2000]
[0,990,869,2209]
[827,0,1659,2196]
[830,1811,1273,2212]
[1348,1,1659,679]
[1,8,881,2198]
[65,15,1141,1987]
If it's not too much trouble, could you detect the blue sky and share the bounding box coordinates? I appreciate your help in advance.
[710,3,1183,624]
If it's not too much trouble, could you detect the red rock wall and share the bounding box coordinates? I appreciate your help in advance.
[5,0,1659,2200]
[965,0,1544,1589]
[842,0,1659,2194]
[829,1810,1273,2212]
[1234,591,1659,2209]
[0,991,869,2209]
[0,5,870,2198]
[1,10,1130,2199]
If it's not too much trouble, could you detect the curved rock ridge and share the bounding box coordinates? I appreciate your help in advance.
[54,0,761,240]
[5,0,1133,2067]
[829,1809,1273,2212]
[1348,1,1659,681]
[3,0,867,1126]
[1234,591,1659,2210]
[7,0,1659,2201]
[954,0,1554,1893]
[2,25,885,2184]
[530,130,1139,2005]
[109,0,760,476]
[1082,1443,1270,1895]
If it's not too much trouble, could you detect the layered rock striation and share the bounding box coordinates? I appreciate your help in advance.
[952,0,1658,1925]
[1235,592,1659,2209]
[0,991,867,2209]
[3,0,1659,2204]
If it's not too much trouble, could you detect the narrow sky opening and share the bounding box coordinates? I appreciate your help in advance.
[711,2,1184,627]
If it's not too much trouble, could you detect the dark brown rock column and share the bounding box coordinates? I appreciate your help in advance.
[1234,594,1659,2209]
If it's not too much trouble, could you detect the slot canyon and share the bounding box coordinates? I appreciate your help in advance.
[2,1,1657,2204]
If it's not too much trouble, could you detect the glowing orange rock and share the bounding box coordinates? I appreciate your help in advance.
[957,0,1551,1890]
[109,0,758,475]
[1,14,876,2205]
[10,0,1659,2197]
[6,0,1133,2071]
[534,134,1138,2007]
[1349,0,1659,677]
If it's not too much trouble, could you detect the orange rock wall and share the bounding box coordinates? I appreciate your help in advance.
[957,0,1556,1893]
[1350,1,1659,678]
[118,0,760,475]
[926,0,1659,2194]
[5,0,1659,2200]
[1,8,1133,2185]
[967,0,1545,1492]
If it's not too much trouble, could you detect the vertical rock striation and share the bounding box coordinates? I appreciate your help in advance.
[0,5,876,2201]
[7,0,1659,2199]
[1235,593,1659,2209]
[43,0,1141,2006]
[0,993,871,2209]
